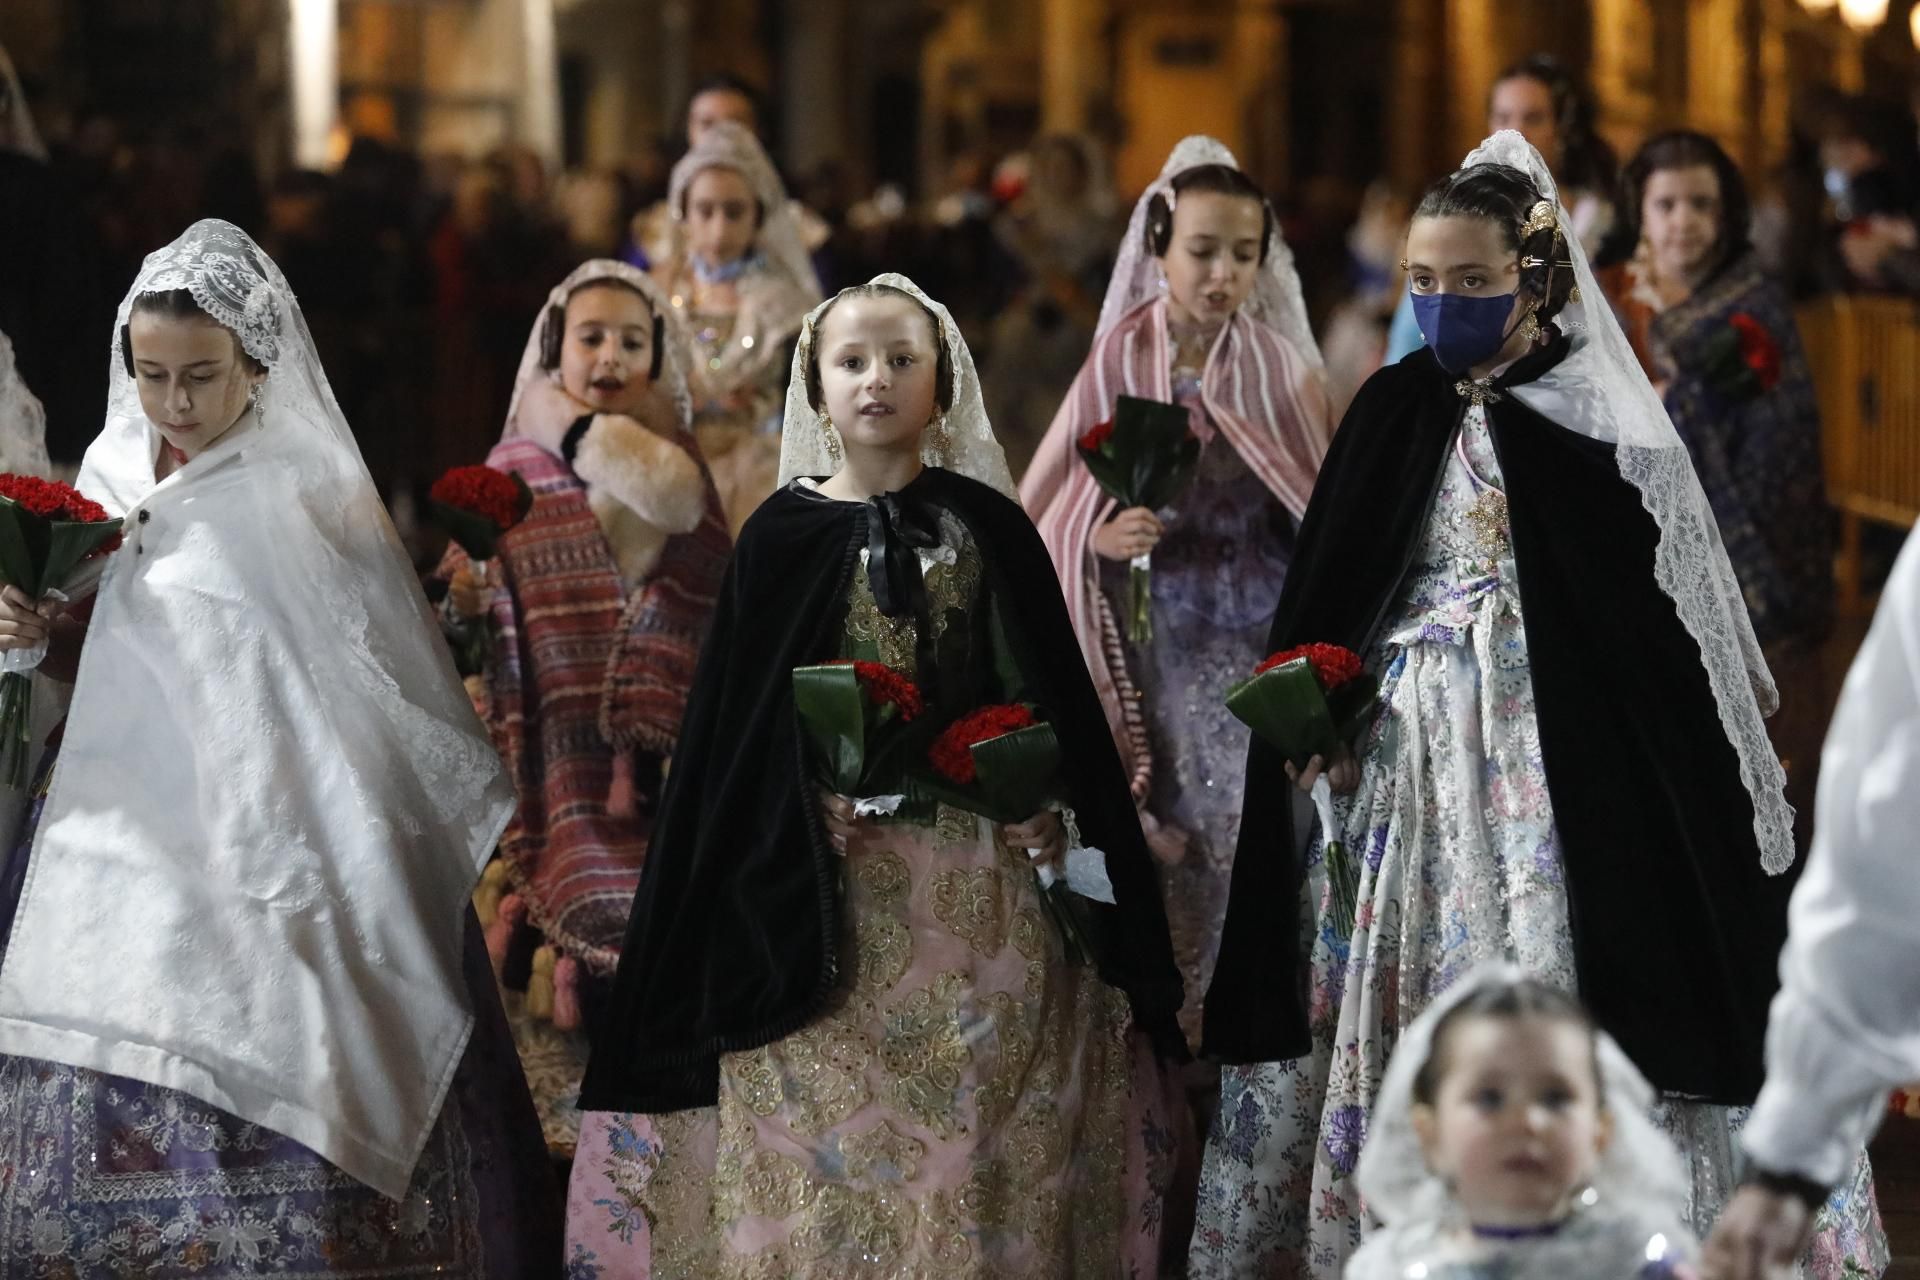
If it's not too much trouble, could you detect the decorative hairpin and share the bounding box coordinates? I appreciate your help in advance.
[1518,256,1575,270]
[1520,200,1559,239]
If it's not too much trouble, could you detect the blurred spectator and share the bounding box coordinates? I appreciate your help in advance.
[1598,129,1833,845]
[1318,180,1411,416]
[0,44,100,461]
[984,133,1117,476]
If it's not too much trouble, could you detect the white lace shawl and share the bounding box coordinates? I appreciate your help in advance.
[0,219,512,1199]
[1466,130,1792,873]
[1097,134,1322,368]
[776,273,1017,500]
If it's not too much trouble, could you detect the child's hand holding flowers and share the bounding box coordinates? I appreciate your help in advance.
[1000,809,1065,871]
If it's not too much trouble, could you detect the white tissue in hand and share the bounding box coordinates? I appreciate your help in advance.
[852,795,906,818]
[1065,846,1117,903]
[0,588,63,675]
[1032,846,1117,904]
[0,634,46,674]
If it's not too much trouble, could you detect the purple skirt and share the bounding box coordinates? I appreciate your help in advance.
[0,756,563,1277]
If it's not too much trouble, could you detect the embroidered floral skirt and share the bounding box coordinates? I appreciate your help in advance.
[0,758,562,1277]
[1186,590,1887,1278]
[564,809,1162,1278]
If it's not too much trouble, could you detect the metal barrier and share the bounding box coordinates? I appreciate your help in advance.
[1796,294,1920,612]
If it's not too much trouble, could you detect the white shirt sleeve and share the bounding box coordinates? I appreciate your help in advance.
[1742,532,1920,1188]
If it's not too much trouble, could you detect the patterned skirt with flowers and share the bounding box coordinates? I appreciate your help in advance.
[1185,406,1887,1279]
[563,809,1148,1279]
[0,754,562,1278]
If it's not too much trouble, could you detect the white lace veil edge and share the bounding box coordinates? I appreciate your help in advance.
[92,216,503,846]
[502,258,694,441]
[0,44,47,162]
[108,219,353,468]
[777,273,1017,501]
[1462,130,1792,875]
[1097,135,1323,369]
[667,122,822,301]
[0,329,50,479]
[1355,963,1693,1240]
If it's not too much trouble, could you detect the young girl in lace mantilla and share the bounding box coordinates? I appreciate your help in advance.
[652,122,823,536]
[1190,134,1885,1278]
[564,274,1184,1278]
[0,219,559,1276]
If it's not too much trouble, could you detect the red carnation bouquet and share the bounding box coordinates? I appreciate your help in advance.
[1699,310,1783,401]
[793,659,926,808]
[430,465,533,560]
[914,702,1100,965]
[1226,642,1380,938]
[0,475,125,787]
[429,465,533,675]
[1076,394,1201,645]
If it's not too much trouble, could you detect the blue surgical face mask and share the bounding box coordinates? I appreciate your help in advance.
[1411,289,1520,375]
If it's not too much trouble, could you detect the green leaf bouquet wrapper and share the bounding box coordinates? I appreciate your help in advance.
[792,660,925,802]
[0,478,126,788]
[429,466,534,677]
[1225,646,1380,940]
[911,713,1104,969]
[1075,394,1201,644]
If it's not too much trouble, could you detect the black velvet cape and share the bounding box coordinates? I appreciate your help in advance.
[579,466,1185,1114]
[1200,342,1796,1105]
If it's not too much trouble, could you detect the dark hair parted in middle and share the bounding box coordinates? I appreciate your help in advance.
[1596,129,1752,281]
[1414,162,1578,327]
[1145,163,1275,263]
[803,284,955,414]
[1411,976,1605,1108]
[124,288,269,378]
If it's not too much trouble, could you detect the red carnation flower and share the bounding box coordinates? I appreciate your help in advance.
[1728,312,1782,393]
[430,465,531,532]
[1077,420,1115,453]
[1255,642,1365,691]
[829,659,924,721]
[929,703,1037,785]
[0,476,122,555]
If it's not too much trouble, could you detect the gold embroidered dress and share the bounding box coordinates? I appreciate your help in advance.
[565,491,1135,1279]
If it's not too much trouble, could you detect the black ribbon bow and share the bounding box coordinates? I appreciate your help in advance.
[864,492,939,621]
[864,492,942,699]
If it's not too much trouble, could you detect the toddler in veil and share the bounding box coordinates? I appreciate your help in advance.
[1348,966,1697,1280]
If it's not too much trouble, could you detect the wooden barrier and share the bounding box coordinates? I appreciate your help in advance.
[1796,294,1920,613]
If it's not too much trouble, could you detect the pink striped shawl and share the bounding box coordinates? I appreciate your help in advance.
[1020,296,1333,795]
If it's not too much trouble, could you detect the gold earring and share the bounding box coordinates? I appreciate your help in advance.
[926,410,951,458]
[823,412,843,465]
[1519,308,1542,343]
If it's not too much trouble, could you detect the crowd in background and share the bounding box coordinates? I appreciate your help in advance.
[6,61,1920,541]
